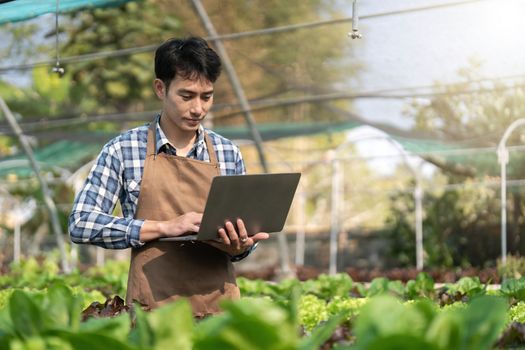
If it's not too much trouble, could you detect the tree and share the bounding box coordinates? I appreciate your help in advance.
[59,0,355,123]
[60,1,180,114]
[385,63,525,268]
[408,61,525,151]
[1,0,358,155]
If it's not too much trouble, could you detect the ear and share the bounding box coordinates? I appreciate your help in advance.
[153,79,166,99]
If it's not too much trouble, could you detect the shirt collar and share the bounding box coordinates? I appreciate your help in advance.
[154,115,206,156]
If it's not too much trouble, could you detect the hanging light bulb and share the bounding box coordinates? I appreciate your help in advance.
[348,0,362,39]
[52,62,65,77]
[52,0,65,77]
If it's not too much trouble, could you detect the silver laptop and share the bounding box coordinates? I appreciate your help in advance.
[160,172,301,241]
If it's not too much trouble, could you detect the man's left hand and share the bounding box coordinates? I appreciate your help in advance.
[205,218,269,256]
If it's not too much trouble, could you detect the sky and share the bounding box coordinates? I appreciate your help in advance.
[338,0,525,174]
[348,0,525,130]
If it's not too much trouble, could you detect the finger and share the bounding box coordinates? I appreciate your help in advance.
[218,228,230,245]
[190,212,203,224]
[236,218,249,244]
[225,221,240,250]
[251,232,270,243]
[240,232,268,247]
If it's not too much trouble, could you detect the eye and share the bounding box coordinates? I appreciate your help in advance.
[180,95,192,101]
[202,95,212,101]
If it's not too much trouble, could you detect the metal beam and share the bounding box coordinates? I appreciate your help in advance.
[497,118,525,268]
[189,0,291,276]
[0,97,70,272]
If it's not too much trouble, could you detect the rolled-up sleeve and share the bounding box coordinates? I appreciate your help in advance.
[68,141,144,249]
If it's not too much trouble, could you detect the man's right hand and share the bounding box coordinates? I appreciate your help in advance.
[139,212,202,242]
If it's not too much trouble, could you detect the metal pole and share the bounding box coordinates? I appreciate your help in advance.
[329,157,342,275]
[415,181,424,270]
[190,0,269,172]
[14,222,20,263]
[334,134,424,269]
[190,0,291,276]
[382,138,424,270]
[0,97,70,272]
[500,154,507,267]
[96,247,105,266]
[497,118,525,267]
[295,189,306,266]
[70,244,78,269]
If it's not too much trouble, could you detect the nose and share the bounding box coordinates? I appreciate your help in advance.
[190,99,204,117]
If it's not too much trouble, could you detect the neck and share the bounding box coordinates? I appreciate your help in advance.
[159,115,197,151]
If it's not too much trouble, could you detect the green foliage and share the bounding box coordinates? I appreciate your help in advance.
[0,63,77,122]
[386,63,525,269]
[0,23,38,58]
[351,296,437,349]
[238,274,354,301]
[405,272,436,299]
[130,300,194,350]
[2,262,525,349]
[444,277,486,299]
[32,67,70,104]
[408,62,525,153]
[439,301,468,314]
[144,0,356,125]
[508,302,525,324]
[0,257,124,308]
[298,295,329,331]
[236,276,276,296]
[460,296,508,350]
[300,312,347,350]
[385,181,502,268]
[302,273,353,300]
[364,277,404,298]
[0,262,351,348]
[8,258,525,348]
[499,277,525,303]
[62,1,180,113]
[326,296,367,324]
[237,277,302,304]
[1,257,59,287]
[350,295,507,350]
[83,259,130,297]
[57,0,354,121]
[0,80,27,102]
[194,297,299,350]
[0,283,132,349]
[498,255,525,280]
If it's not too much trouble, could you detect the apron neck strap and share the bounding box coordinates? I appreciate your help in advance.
[204,132,218,164]
[146,116,158,157]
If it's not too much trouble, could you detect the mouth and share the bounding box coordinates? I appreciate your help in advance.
[184,118,202,126]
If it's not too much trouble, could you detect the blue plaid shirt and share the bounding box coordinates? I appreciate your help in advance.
[69,116,247,255]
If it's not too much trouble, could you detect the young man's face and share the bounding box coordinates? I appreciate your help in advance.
[154,74,214,134]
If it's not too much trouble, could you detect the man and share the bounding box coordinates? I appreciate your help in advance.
[69,37,269,316]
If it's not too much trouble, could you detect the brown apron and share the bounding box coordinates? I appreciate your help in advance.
[126,121,239,316]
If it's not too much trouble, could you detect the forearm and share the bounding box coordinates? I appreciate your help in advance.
[69,209,144,249]
[139,212,203,242]
[139,220,166,242]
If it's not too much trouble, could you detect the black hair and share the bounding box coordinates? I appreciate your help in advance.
[154,37,221,91]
